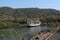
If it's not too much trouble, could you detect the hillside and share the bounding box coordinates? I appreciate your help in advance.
[0,7,60,18]
[0,7,60,28]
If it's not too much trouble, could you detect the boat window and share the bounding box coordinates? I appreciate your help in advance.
[36,22,39,24]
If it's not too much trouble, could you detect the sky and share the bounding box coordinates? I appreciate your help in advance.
[0,0,60,10]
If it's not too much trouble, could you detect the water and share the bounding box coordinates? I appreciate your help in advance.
[0,26,49,40]
[17,26,49,40]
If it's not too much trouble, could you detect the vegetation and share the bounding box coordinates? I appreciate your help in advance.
[0,7,60,40]
[0,7,60,28]
[0,21,20,28]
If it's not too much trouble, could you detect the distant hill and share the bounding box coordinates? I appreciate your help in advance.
[0,7,60,18]
[0,7,60,28]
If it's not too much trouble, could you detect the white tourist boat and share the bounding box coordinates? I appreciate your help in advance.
[26,19,41,26]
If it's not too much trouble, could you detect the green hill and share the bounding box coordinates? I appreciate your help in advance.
[0,7,60,28]
[0,7,60,18]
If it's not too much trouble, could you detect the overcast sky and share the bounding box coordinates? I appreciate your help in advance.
[0,0,60,10]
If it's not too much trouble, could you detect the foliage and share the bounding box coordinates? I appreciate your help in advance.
[0,21,20,28]
[0,7,60,27]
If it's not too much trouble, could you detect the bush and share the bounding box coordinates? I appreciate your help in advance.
[0,21,20,28]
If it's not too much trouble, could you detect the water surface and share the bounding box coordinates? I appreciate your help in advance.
[0,26,49,40]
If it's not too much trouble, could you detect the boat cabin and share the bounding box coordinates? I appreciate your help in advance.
[26,19,41,26]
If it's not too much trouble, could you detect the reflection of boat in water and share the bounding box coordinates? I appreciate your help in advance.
[26,19,41,27]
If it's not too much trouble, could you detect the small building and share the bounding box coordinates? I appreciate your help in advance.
[26,19,41,27]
